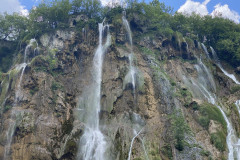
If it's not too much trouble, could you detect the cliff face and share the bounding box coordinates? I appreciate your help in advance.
[0,15,240,160]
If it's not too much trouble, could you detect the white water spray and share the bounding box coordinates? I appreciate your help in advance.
[180,58,238,159]
[15,39,38,102]
[201,43,210,59]
[210,47,240,85]
[3,109,24,160]
[77,20,111,160]
[122,13,136,91]
[3,39,38,159]
[128,128,143,160]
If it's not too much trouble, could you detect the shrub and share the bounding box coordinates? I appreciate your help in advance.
[210,131,226,152]
[197,103,227,131]
[170,109,190,151]
[30,86,39,95]
[4,105,12,112]
[230,85,240,94]
[51,81,63,91]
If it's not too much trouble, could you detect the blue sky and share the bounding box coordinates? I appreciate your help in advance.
[161,0,240,13]
[1,0,240,23]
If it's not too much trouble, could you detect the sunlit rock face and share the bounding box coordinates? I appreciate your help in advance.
[0,11,240,160]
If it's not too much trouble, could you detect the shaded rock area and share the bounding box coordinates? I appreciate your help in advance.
[0,16,239,160]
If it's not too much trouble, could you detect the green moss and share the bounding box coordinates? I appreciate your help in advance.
[161,145,173,159]
[140,47,155,56]
[51,81,63,91]
[176,87,192,106]
[170,109,191,151]
[62,119,73,135]
[152,156,162,160]
[197,103,227,132]
[3,105,12,113]
[210,131,226,152]
[230,85,240,94]
[185,37,194,47]
[65,140,77,154]
[200,149,211,157]
[30,86,39,95]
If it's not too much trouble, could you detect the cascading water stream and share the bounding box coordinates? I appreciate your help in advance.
[127,113,148,160]
[16,39,38,102]
[122,12,136,91]
[201,43,210,59]
[210,47,240,158]
[128,128,143,160]
[183,61,237,160]
[210,47,240,85]
[236,101,240,120]
[3,109,24,160]
[3,39,37,160]
[77,20,111,160]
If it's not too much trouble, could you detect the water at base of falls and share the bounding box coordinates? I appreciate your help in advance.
[77,21,111,160]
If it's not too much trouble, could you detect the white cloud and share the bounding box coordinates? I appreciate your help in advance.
[0,0,28,16]
[211,4,240,23]
[101,0,122,7]
[178,0,210,16]
[178,0,240,23]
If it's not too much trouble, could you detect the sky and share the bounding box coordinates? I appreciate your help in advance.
[0,0,240,23]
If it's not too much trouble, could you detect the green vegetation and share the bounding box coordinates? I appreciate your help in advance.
[160,144,172,159]
[230,85,240,94]
[0,44,16,72]
[196,103,227,131]
[200,150,211,157]
[62,119,73,135]
[170,109,190,151]
[31,49,62,77]
[190,102,227,152]
[3,105,12,113]
[0,0,239,69]
[30,86,39,95]
[210,131,226,152]
[51,81,63,91]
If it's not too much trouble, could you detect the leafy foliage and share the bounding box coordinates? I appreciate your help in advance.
[210,131,226,152]
[197,103,227,131]
[170,109,190,151]
[0,0,240,72]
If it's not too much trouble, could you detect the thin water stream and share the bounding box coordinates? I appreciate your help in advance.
[77,20,111,160]
[181,57,238,159]
[3,39,38,160]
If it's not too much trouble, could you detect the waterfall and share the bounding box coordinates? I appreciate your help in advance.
[196,58,216,92]
[128,128,143,160]
[16,39,38,102]
[201,43,210,59]
[77,20,111,160]
[210,47,240,159]
[236,101,240,119]
[122,12,136,91]
[181,59,238,159]
[3,39,37,159]
[210,47,240,85]
[127,113,147,160]
[129,54,136,89]
[3,109,24,160]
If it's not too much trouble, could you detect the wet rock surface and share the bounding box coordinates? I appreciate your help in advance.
[0,19,239,160]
